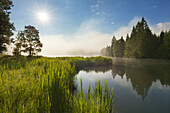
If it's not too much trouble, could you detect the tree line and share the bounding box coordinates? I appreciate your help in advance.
[1,0,169,58]
[101,17,170,59]
[0,0,43,56]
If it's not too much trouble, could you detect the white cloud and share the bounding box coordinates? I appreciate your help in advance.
[95,4,99,8]
[38,17,170,56]
[40,19,112,56]
[8,16,170,57]
[151,22,170,35]
[91,0,105,15]
[91,4,99,12]
[91,3,99,9]
[77,19,101,33]
[113,17,170,39]
[96,12,100,15]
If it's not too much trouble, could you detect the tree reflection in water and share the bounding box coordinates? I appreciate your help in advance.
[77,58,170,100]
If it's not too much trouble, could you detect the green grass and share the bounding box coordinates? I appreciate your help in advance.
[0,56,114,113]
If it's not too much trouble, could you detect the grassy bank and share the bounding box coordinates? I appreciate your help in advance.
[0,56,113,113]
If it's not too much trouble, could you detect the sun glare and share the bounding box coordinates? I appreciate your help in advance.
[38,11,49,22]
[33,4,55,26]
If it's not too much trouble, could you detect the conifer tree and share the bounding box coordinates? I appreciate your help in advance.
[0,0,15,53]
[13,26,43,56]
[111,36,116,57]
[113,36,125,57]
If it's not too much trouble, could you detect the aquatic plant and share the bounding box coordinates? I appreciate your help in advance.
[0,56,114,113]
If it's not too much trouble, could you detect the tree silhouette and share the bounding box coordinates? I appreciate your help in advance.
[0,0,15,53]
[13,26,43,56]
[13,31,25,56]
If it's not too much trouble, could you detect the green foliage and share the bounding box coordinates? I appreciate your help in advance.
[68,56,112,72]
[125,27,138,57]
[102,17,170,59]
[101,36,125,58]
[124,17,158,58]
[12,31,25,56]
[13,26,43,56]
[111,36,116,57]
[113,36,125,57]
[73,79,114,113]
[0,0,15,53]
[0,56,114,113]
[157,31,170,59]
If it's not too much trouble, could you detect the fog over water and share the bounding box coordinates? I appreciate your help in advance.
[4,17,170,57]
[39,17,170,57]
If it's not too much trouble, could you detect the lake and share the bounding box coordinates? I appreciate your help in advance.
[74,58,170,113]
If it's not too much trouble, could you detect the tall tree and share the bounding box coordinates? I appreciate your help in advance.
[0,0,15,53]
[126,34,130,41]
[24,25,43,56]
[102,17,169,59]
[13,31,26,56]
[124,34,132,57]
[13,26,43,56]
[111,36,116,57]
[125,17,158,58]
[125,26,138,57]
[155,31,166,58]
[113,36,125,57]
[159,31,170,59]
[136,17,159,58]
[159,31,165,44]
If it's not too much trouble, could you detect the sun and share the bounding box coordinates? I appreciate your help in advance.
[37,11,49,22]
[32,4,54,26]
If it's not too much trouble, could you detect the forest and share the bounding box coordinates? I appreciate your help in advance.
[101,17,170,59]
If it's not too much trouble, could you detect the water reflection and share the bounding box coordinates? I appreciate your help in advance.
[75,58,170,113]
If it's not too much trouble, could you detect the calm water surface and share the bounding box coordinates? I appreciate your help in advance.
[74,58,170,113]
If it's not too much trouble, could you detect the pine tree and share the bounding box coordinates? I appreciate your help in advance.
[160,31,170,59]
[13,31,26,56]
[111,36,116,57]
[126,34,129,41]
[136,17,158,58]
[13,26,43,56]
[24,25,43,56]
[125,17,158,58]
[0,0,15,53]
[113,36,125,57]
[125,26,138,57]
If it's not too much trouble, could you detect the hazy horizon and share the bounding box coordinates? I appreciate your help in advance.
[8,0,170,56]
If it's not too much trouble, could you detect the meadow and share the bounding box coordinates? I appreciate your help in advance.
[0,56,114,113]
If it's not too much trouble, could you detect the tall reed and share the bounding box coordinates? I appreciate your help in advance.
[0,56,114,113]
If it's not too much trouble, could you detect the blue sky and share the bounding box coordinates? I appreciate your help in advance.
[10,0,170,56]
